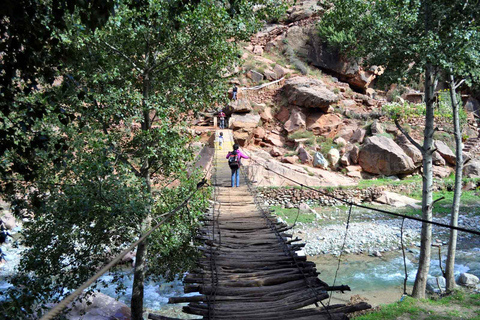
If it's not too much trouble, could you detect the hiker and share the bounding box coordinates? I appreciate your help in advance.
[218,110,226,129]
[232,85,238,100]
[226,144,249,187]
[218,132,224,149]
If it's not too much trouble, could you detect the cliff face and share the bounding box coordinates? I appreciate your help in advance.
[198,2,480,183]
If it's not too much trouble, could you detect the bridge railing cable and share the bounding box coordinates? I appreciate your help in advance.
[40,176,209,320]
[245,156,480,237]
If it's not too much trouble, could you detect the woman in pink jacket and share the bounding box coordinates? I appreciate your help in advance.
[226,144,249,187]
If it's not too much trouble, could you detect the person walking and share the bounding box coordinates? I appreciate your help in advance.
[218,110,226,129]
[232,85,238,100]
[218,132,224,149]
[226,144,249,187]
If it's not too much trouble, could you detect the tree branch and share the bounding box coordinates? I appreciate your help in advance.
[454,79,465,90]
[103,41,143,73]
[394,118,424,153]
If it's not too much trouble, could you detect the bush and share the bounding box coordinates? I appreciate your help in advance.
[316,136,336,155]
[284,45,308,75]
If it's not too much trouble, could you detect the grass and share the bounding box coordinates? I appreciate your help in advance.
[271,205,316,224]
[356,175,422,189]
[355,291,480,320]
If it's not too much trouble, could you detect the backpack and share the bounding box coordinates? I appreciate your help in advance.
[228,151,240,169]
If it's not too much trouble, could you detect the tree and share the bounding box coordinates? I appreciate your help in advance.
[319,0,480,298]
[1,1,285,319]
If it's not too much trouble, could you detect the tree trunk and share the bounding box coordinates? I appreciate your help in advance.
[445,71,463,292]
[412,63,436,299]
[131,69,152,320]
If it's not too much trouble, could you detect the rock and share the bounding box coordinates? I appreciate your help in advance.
[435,140,456,165]
[346,165,362,173]
[347,171,362,178]
[370,120,384,135]
[285,202,294,209]
[253,45,264,55]
[340,99,357,108]
[274,64,286,78]
[459,273,479,287]
[275,106,290,123]
[65,292,131,320]
[350,128,366,144]
[1,211,16,230]
[376,191,420,207]
[230,113,260,132]
[284,77,340,112]
[282,156,299,164]
[306,113,343,136]
[327,148,340,168]
[299,202,315,214]
[227,99,253,113]
[253,127,265,139]
[396,135,422,166]
[284,107,307,133]
[260,107,274,122]
[286,0,323,22]
[233,131,251,147]
[349,145,360,164]
[462,181,477,191]
[246,70,264,82]
[313,152,329,169]
[463,160,480,178]
[358,136,416,175]
[433,165,453,178]
[333,137,347,146]
[264,133,285,147]
[433,151,446,166]
[270,147,283,157]
[263,69,278,81]
[340,154,350,166]
[298,147,313,164]
[426,276,446,293]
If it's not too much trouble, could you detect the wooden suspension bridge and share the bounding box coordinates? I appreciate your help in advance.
[150,130,371,320]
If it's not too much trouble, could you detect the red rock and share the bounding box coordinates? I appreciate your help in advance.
[306,113,343,136]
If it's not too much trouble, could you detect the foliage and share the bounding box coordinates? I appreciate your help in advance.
[355,292,480,320]
[271,205,315,224]
[1,0,287,318]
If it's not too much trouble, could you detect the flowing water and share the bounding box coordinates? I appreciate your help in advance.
[1,227,479,317]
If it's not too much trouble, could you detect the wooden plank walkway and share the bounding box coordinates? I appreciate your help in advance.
[150,130,370,320]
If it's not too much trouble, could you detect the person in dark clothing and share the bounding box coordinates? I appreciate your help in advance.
[232,85,238,100]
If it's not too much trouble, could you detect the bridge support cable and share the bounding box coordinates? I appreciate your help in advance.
[328,204,353,307]
[400,217,409,296]
[40,176,210,320]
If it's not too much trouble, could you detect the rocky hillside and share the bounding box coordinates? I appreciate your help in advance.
[196,0,480,185]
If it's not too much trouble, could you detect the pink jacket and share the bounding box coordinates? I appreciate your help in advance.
[226,150,249,161]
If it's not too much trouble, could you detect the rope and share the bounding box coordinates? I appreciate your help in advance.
[40,177,209,320]
[328,204,353,306]
[400,217,408,296]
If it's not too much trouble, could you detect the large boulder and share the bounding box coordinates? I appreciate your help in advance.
[306,113,343,136]
[230,113,260,132]
[370,120,384,135]
[459,273,480,287]
[298,147,313,164]
[275,106,290,123]
[435,140,456,165]
[264,133,285,147]
[284,107,306,133]
[433,151,446,166]
[285,0,323,22]
[463,160,480,178]
[283,77,340,112]
[233,131,251,147]
[227,99,253,114]
[65,292,130,320]
[313,152,329,169]
[358,136,416,175]
[246,70,264,82]
[253,127,265,139]
[260,107,274,122]
[396,135,422,166]
[327,148,340,168]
